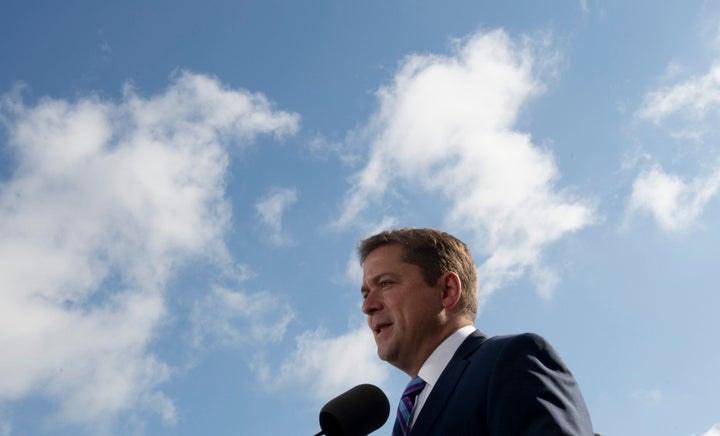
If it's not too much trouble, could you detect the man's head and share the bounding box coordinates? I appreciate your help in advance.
[358,228,478,375]
[358,228,478,320]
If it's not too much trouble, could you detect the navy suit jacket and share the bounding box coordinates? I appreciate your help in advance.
[408,331,593,435]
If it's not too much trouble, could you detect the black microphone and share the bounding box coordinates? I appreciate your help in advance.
[315,384,390,436]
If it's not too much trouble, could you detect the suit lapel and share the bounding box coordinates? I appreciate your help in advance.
[410,331,487,435]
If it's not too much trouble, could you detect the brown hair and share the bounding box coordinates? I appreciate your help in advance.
[358,228,478,319]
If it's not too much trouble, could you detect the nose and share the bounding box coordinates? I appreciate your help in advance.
[362,290,382,315]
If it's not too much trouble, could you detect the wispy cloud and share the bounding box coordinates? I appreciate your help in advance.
[335,29,595,302]
[579,0,589,14]
[627,165,720,232]
[636,62,720,125]
[0,71,299,430]
[254,325,388,401]
[631,387,663,407]
[97,28,111,54]
[630,52,720,233]
[0,418,9,436]
[255,187,299,246]
[191,286,294,349]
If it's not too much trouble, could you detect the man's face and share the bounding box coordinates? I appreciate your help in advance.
[361,244,445,374]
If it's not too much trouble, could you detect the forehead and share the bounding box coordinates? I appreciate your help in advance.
[362,244,406,274]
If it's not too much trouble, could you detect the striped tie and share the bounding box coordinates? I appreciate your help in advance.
[392,376,426,436]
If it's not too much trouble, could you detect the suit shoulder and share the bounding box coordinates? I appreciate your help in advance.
[487,331,547,343]
[482,332,551,351]
[480,333,566,366]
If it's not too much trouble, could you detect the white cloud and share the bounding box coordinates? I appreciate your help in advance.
[346,251,364,287]
[191,286,294,349]
[627,165,720,232]
[255,325,388,401]
[636,62,720,123]
[694,423,720,436]
[255,187,298,246]
[0,71,299,429]
[630,50,720,233]
[335,29,595,302]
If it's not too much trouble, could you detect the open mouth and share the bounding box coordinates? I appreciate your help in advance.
[374,323,392,335]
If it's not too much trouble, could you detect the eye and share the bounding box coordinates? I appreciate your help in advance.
[379,280,393,288]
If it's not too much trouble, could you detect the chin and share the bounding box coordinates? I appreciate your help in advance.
[377,349,399,364]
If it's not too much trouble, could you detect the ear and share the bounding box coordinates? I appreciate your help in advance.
[439,272,462,311]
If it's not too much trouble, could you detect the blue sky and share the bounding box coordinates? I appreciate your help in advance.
[1,1,720,435]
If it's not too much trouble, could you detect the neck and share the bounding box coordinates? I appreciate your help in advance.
[401,320,472,377]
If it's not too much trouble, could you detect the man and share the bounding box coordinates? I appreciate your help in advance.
[359,228,593,435]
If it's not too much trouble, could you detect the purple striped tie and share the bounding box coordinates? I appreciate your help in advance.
[392,376,426,436]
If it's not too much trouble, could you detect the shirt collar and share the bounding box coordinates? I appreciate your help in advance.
[417,325,476,386]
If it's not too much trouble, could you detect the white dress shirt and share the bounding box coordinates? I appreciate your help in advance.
[409,325,476,428]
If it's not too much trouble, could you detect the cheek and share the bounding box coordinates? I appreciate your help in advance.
[404,297,439,324]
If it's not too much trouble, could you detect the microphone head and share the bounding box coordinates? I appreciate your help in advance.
[319,384,390,436]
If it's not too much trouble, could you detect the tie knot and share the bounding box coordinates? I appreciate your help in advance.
[402,376,426,400]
